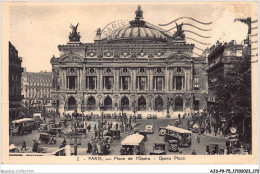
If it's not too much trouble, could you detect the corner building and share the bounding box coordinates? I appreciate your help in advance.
[50,6,207,117]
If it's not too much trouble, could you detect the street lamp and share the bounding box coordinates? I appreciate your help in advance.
[99,104,105,139]
[71,110,81,156]
[133,100,136,116]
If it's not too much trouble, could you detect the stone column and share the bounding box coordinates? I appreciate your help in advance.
[165,68,169,91]
[100,69,103,91]
[82,67,86,90]
[97,68,100,91]
[150,69,153,90]
[133,69,136,91]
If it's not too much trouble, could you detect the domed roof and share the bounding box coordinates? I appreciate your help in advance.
[106,5,169,43]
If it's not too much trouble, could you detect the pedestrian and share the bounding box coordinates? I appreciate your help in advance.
[95,130,97,138]
[197,135,200,143]
[191,150,197,155]
[21,140,27,151]
[178,114,180,120]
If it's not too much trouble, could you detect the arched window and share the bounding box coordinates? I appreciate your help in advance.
[175,97,183,111]
[104,97,112,111]
[68,96,77,111]
[121,96,129,110]
[87,97,96,110]
[155,96,163,111]
[138,96,146,111]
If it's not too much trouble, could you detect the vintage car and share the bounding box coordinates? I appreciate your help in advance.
[104,129,121,140]
[48,127,63,137]
[145,124,154,134]
[152,114,157,119]
[192,123,199,133]
[39,133,56,144]
[138,131,148,141]
[147,114,152,119]
[32,140,47,153]
[206,144,220,155]
[38,123,47,132]
[65,114,72,121]
[120,134,145,155]
[9,144,19,153]
[150,142,167,155]
[167,139,179,152]
[158,127,166,136]
[137,114,142,119]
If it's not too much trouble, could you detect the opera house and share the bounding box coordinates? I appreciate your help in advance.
[50,6,207,117]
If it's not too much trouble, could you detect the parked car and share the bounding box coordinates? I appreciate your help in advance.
[137,114,142,119]
[145,124,154,134]
[147,114,152,119]
[152,114,157,119]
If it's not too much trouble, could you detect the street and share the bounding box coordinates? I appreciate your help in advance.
[9,117,227,155]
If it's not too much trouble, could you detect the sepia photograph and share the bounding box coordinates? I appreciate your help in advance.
[1,1,258,166]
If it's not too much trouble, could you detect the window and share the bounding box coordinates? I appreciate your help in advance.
[194,100,199,111]
[86,76,97,90]
[194,77,200,90]
[177,67,182,73]
[104,76,114,90]
[140,68,145,73]
[67,76,76,89]
[194,84,200,90]
[136,76,147,90]
[174,76,184,90]
[153,77,165,90]
[120,76,130,90]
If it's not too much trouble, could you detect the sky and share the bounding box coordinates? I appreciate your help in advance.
[7,1,257,72]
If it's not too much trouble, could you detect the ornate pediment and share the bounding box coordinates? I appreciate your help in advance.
[59,54,84,63]
[166,54,191,64]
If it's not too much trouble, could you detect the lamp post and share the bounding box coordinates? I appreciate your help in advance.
[133,100,136,116]
[99,104,105,139]
[71,110,81,156]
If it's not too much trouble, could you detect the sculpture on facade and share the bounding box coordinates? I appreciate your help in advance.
[172,22,185,40]
[69,23,81,42]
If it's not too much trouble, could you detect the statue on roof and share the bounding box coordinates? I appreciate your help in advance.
[69,23,81,42]
[135,5,143,20]
[173,22,185,40]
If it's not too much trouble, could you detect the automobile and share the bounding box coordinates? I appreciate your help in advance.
[158,127,166,136]
[152,114,157,119]
[39,133,56,144]
[137,114,142,119]
[138,131,148,141]
[48,128,63,137]
[167,139,179,152]
[145,125,154,134]
[38,123,47,132]
[104,130,121,140]
[192,123,199,133]
[150,142,167,155]
[147,114,152,119]
[65,114,72,121]
[9,144,19,153]
[94,114,100,119]
[206,144,220,155]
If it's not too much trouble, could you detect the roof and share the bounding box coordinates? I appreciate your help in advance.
[121,134,144,146]
[165,125,192,134]
[12,118,34,124]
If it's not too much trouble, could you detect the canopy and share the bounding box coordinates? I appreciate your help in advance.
[121,134,144,146]
[12,118,34,124]
[165,125,192,134]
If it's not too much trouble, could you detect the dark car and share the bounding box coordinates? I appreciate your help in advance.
[137,114,142,119]
[104,130,121,140]
[39,133,56,144]
[150,142,167,155]
[152,114,157,119]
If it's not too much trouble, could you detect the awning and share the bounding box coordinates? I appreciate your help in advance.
[121,134,144,146]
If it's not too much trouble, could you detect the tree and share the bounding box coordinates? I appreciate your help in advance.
[211,55,251,119]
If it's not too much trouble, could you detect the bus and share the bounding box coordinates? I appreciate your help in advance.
[164,125,192,147]
[11,118,36,135]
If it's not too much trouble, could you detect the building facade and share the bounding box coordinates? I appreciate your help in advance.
[21,71,52,104]
[51,6,207,117]
[9,42,24,121]
[206,40,244,132]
